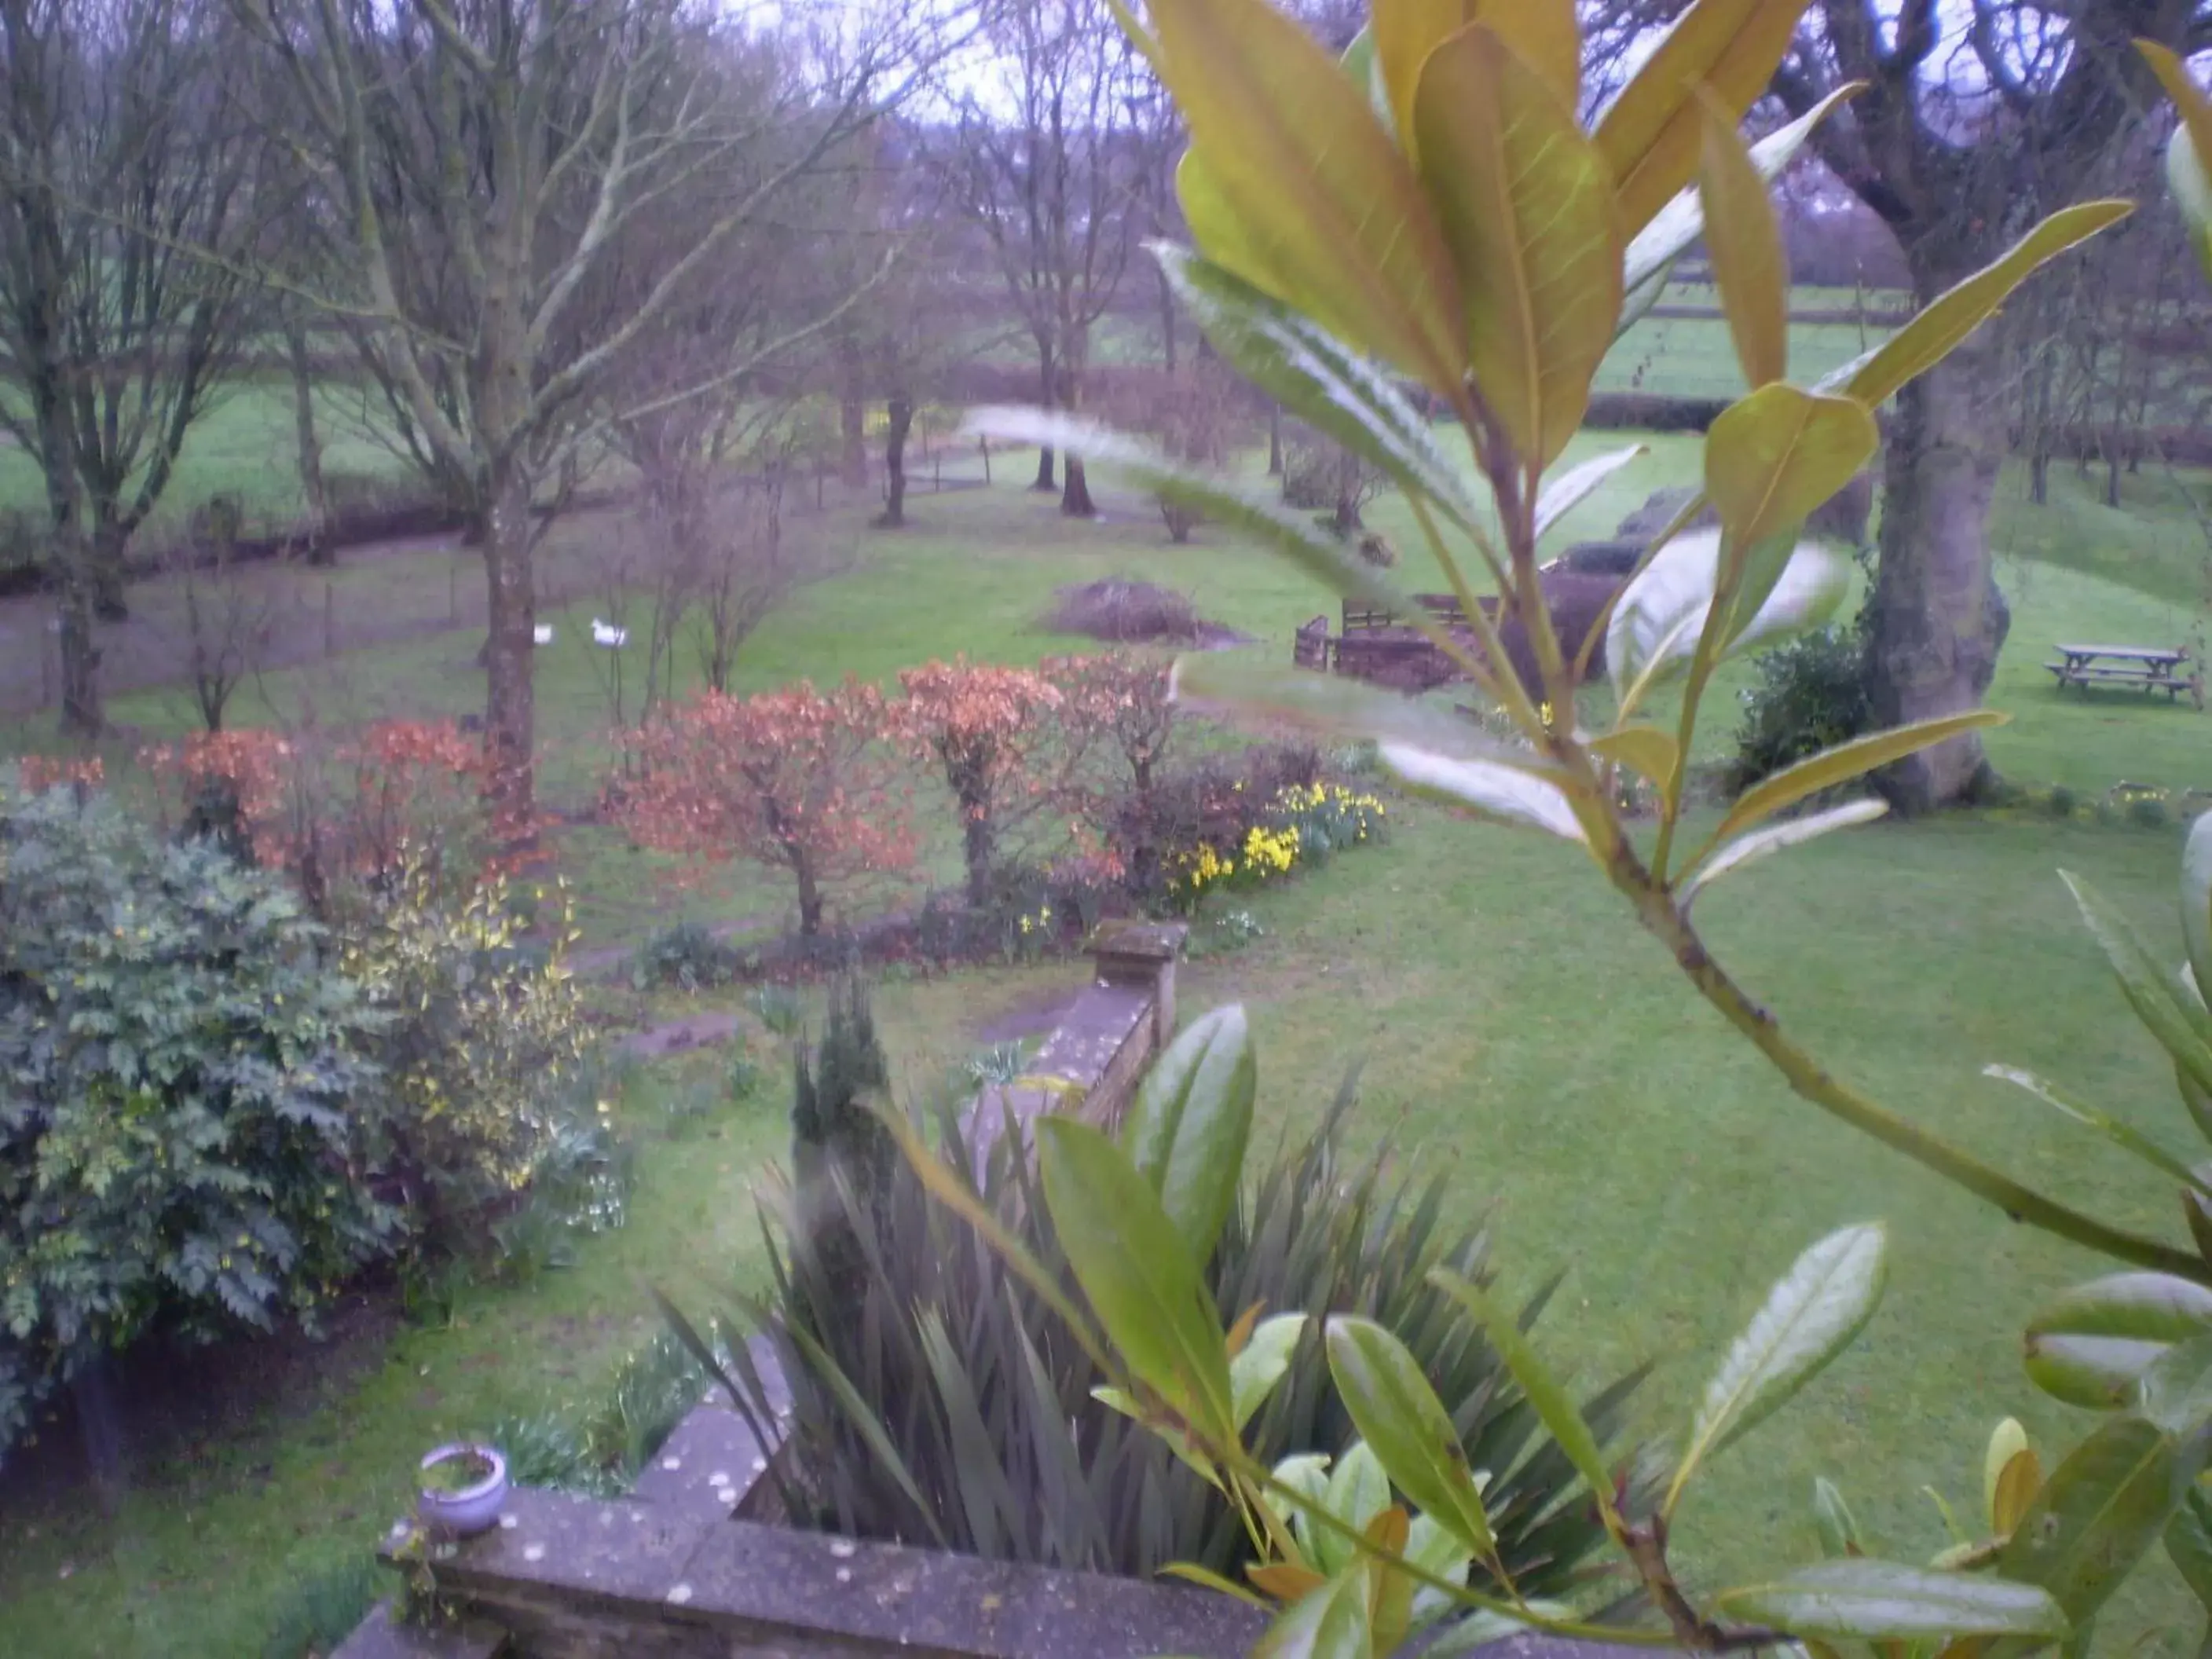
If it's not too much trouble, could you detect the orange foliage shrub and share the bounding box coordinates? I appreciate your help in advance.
[619,680,914,936]
[13,755,106,793]
[148,720,490,912]
[895,659,1066,906]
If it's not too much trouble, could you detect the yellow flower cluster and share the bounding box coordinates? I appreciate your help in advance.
[1016,903,1054,936]
[1177,843,1238,894]
[1242,822,1300,876]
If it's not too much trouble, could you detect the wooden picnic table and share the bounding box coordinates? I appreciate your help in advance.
[2045,643,2204,708]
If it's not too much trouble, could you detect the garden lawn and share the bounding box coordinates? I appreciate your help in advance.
[5,410,2212,1654]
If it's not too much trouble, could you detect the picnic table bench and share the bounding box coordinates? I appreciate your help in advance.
[2045,643,2204,709]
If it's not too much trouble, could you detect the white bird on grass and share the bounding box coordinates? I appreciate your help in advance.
[591,617,627,648]
[533,624,555,646]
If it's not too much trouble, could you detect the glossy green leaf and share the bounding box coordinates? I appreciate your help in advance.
[1998,1415,2197,1636]
[1380,744,1588,843]
[2140,42,2212,282]
[1826,203,2131,408]
[1593,0,1810,237]
[1716,1558,2068,1643]
[1233,1313,1310,1430]
[1429,1269,1616,1513]
[2137,1332,2212,1437]
[1324,1314,1496,1558]
[1414,24,1621,470]
[1590,726,1682,791]
[965,408,1434,630]
[1122,1004,1257,1261]
[2026,1335,2175,1412]
[1035,1117,1233,1444]
[1697,97,1789,388]
[1607,528,1848,705]
[1983,1065,2210,1194]
[2029,1273,2212,1343]
[1254,1568,1373,1659]
[1702,386,1878,639]
[1535,444,1648,541]
[1713,712,2008,844]
[2164,1482,2212,1611]
[1680,800,1889,906]
[1169,657,1567,779]
[1144,0,1464,386]
[1814,1477,1862,1558]
[1338,25,1393,136]
[2063,870,2212,1100]
[1155,247,1486,531]
[1621,84,1860,334]
[2183,811,2212,1005]
[1672,1224,1886,1508]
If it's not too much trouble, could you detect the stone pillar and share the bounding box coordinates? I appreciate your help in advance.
[1088,921,1186,1049]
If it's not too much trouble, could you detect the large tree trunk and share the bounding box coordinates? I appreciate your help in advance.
[286,321,331,564]
[31,395,98,733]
[1267,404,1283,476]
[838,331,867,489]
[482,464,537,837]
[1866,338,2011,815]
[796,858,823,937]
[877,394,913,528]
[1031,341,1056,492]
[89,506,128,621]
[1058,359,1093,518]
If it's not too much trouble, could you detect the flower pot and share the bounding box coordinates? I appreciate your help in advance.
[417,1443,508,1536]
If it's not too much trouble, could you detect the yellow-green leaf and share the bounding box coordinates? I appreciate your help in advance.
[1994,1448,2045,1538]
[1705,385,1877,584]
[1413,24,1621,469]
[1374,0,1579,159]
[1987,1419,2031,1534]
[1324,1314,1496,1558]
[1697,93,1790,388]
[1594,0,1810,237]
[1713,711,2008,843]
[1255,1570,1373,1659]
[2139,41,2212,222]
[1148,0,1463,387]
[1591,726,1680,791]
[1832,203,2132,408]
[1679,799,1888,906]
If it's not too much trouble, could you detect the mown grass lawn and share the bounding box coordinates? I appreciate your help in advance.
[5,394,2212,1654]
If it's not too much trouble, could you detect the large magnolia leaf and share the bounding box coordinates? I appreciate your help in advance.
[1381,743,1588,842]
[1035,1118,1233,1444]
[1232,1313,1309,1429]
[1593,0,1810,237]
[1702,386,1879,643]
[1813,1478,1862,1558]
[1372,0,1579,166]
[1716,1559,2068,1643]
[1679,799,1889,906]
[1998,1415,2199,1639]
[1672,1223,1886,1504]
[1155,247,1485,528]
[2183,811,2212,1004]
[1144,0,1463,387]
[1710,710,2006,844]
[1121,1004,1257,1261]
[1823,203,2131,408]
[2140,42,2212,282]
[1606,527,1848,705]
[1414,24,1621,471]
[1985,1064,2210,1195]
[2063,870,2212,1099]
[1697,98,1789,388]
[2166,1482,2212,1613]
[2023,1272,2212,1408]
[2136,1331,2212,1438]
[1620,83,1860,335]
[1324,1315,1496,1558]
[1534,443,1647,541]
[1430,1269,1615,1509]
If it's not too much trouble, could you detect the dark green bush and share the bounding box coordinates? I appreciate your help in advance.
[0,777,391,1456]
[1724,624,1874,797]
[632,921,743,991]
[691,1084,1643,1588]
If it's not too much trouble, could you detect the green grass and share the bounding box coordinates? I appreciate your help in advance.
[9,407,2212,1655]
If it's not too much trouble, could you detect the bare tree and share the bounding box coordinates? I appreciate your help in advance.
[232,0,949,827]
[0,0,271,733]
[947,0,1147,516]
[165,505,275,731]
